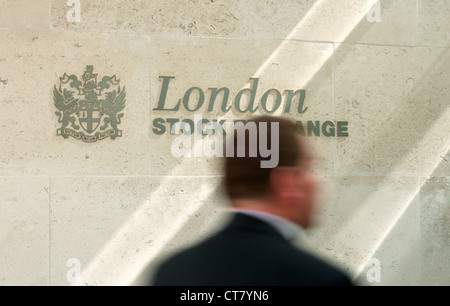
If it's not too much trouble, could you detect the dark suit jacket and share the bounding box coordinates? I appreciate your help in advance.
[152,213,353,286]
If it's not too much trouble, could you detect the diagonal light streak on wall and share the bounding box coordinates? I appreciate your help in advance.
[75,179,217,286]
[252,0,367,79]
[310,104,450,280]
[351,109,450,279]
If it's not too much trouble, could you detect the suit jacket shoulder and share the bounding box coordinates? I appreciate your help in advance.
[152,213,353,286]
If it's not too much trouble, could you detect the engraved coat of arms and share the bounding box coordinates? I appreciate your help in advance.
[54,65,126,143]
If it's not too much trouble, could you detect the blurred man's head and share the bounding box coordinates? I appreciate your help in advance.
[224,116,318,228]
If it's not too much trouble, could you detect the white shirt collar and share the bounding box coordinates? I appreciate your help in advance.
[230,209,306,241]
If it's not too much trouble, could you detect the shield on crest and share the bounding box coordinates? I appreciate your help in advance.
[79,108,102,134]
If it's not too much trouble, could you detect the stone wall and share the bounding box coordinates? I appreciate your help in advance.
[0,0,448,286]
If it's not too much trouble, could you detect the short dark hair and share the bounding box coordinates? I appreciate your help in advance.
[224,116,303,200]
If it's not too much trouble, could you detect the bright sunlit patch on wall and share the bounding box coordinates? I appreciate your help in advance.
[74,180,216,286]
[352,106,450,279]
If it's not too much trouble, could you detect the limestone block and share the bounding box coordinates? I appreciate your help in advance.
[289,0,418,46]
[334,43,450,176]
[307,176,420,278]
[0,29,151,176]
[51,0,315,39]
[419,0,450,47]
[420,177,450,286]
[50,0,417,46]
[356,194,420,286]
[49,176,226,286]
[0,0,50,30]
[0,177,49,286]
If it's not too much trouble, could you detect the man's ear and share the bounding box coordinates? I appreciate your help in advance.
[269,167,302,199]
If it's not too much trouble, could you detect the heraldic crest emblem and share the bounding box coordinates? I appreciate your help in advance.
[54,65,126,143]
